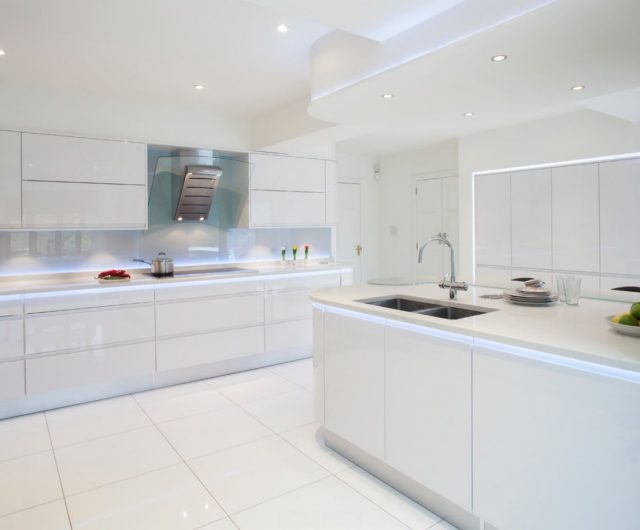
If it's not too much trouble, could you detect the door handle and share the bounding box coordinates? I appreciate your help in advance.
[355,244,363,256]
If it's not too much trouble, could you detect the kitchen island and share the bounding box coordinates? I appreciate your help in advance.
[311,284,640,530]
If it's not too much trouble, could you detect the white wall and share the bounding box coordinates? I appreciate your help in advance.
[377,140,458,277]
[336,151,380,282]
[0,85,251,151]
[458,110,640,278]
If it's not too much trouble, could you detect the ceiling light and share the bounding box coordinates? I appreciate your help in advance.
[571,85,585,91]
[463,112,474,117]
[199,217,205,221]
[177,217,183,221]
[193,84,205,91]
[0,50,5,57]
[381,94,394,99]
[491,54,508,62]
[276,24,289,33]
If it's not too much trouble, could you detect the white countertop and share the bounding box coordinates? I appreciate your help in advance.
[0,261,351,296]
[311,283,640,373]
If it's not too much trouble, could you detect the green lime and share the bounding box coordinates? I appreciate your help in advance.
[618,313,639,326]
[630,302,640,320]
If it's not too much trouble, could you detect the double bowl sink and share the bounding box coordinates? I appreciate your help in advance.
[358,295,496,320]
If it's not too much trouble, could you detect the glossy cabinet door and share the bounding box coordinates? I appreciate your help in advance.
[22,181,147,229]
[600,159,640,275]
[22,133,146,185]
[155,279,264,302]
[552,164,599,272]
[250,190,326,227]
[0,361,24,400]
[511,168,552,269]
[474,173,511,267]
[0,319,24,360]
[474,345,640,530]
[0,131,22,229]
[250,153,325,193]
[324,310,385,460]
[325,160,337,226]
[312,307,325,423]
[265,290,313,322]
[385,325,472,510]
[265,319,312,353]
[24,288,153,314]
[264,271,340,292]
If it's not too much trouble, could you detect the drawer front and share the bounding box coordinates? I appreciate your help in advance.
[265,319,312,352]
[265,290,312,323]
[25,288,153,314]
[0,319,24,360]
[0,361,25,400]
[157,325,264,371]
[22,133,146,185]
[265,271,341,292]
[25,304,155,355]
[156,294,264,338]
[155,278,263,302]
[26,341,155,394]
[0,295,22,317]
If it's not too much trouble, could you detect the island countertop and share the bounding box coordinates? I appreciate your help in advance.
[311,283,640,374]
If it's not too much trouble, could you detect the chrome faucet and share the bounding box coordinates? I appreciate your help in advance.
[417,234,468,299]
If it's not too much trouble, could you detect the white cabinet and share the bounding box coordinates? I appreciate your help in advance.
[385,325,472,510]
[265,290,313,322]
[251,190,326,227]
[474,345,640,530]
[474,173,511,267]
[265,271,340,292]
[265,319,312,353]
[0,361,24,400]
[250,153,325,192]
[155,279,263,302]
[511,168,552,269]
[325,160,337,225]
[25,288,152,314]
[552,164,599,272]
[0,319,23,360]
[600,159,640,275]
[324,310,385,460]
[312,307,325,423]
[0,131,22,229]
[22,133,146,185]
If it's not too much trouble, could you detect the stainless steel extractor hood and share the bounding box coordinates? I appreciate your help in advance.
[174,165,223,221]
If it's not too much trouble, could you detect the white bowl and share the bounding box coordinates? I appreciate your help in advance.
[606,316,640,337]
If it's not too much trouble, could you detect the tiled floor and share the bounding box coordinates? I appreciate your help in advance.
[0,358,457,530]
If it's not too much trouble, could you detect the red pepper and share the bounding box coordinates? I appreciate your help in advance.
[98,269,130,279]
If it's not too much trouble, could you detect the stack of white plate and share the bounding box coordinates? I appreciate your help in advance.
[503,282,559,306]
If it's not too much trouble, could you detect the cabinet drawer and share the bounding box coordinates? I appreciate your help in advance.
[266,319,312,352]
[156,294,264,338]
[0,130,22,229]
[0,295,22,317]
[251,153,325,193]
[157,325,264,371]
[25,304,155,355]
[265,271,340,292]
[26,341,155,394]
[251,191,325,227]
[22,181,147,229]
[0,319,24,360]
[0,361,25,400]
[22,133,146,185]
[265,290,312,322]
[155,279,263,302]
[25,288,153,314]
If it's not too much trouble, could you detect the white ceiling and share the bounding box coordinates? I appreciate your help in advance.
[0,0,330,117]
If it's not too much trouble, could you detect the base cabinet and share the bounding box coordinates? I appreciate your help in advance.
[474,346,640,530]
[385,325,472,510]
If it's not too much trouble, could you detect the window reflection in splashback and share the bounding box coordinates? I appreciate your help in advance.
[0,226,332,276]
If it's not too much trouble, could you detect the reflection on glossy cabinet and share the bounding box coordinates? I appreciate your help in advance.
[474,173,511,267]
[385,325,472,510]
[265,290,313,322]
[250,190,326,227]
[474,346,640,530]
[324,310,385,460]
[0,131,22,229]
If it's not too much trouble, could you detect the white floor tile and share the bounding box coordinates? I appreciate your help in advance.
[337,467,441,530]
[197,519,238,530]
[280,423,353,474]
[215,373,299,404]
[0,500,70,530]
[134,381,233,423]
[157,405,271,460]
[0,451,63,517]
[46,396,151,447]
[242,389,315,432]
[0,412,51,462]
[189,435,328,514]
[232,476,410,530]
[55,426,180,495]
[268,359,313,389]
[66,463,225,530]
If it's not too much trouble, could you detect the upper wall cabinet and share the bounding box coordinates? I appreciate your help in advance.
[0,131,21,229]
[250,152,325,192]
[475,172,511,267]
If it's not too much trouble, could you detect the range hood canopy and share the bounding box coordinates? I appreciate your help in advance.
[175,165,223,221]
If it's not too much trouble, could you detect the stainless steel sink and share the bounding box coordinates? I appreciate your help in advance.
[357,295,496,320]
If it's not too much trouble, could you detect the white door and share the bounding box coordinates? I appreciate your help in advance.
[337,182,362,283]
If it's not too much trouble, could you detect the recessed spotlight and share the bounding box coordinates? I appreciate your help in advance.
[276,24,289,33]
[199,217,205,221]
[0,49,5,57]
[193,84,205,91]
[381,93,394,99]
[571,85,585,91]
[177,217,183,221]
[463,112,474,117]
[491,54,508,62]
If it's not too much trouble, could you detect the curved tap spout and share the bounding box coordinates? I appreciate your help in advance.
[417,235,467,299]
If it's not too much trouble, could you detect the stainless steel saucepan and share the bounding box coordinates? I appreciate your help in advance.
[133,252,174,277]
